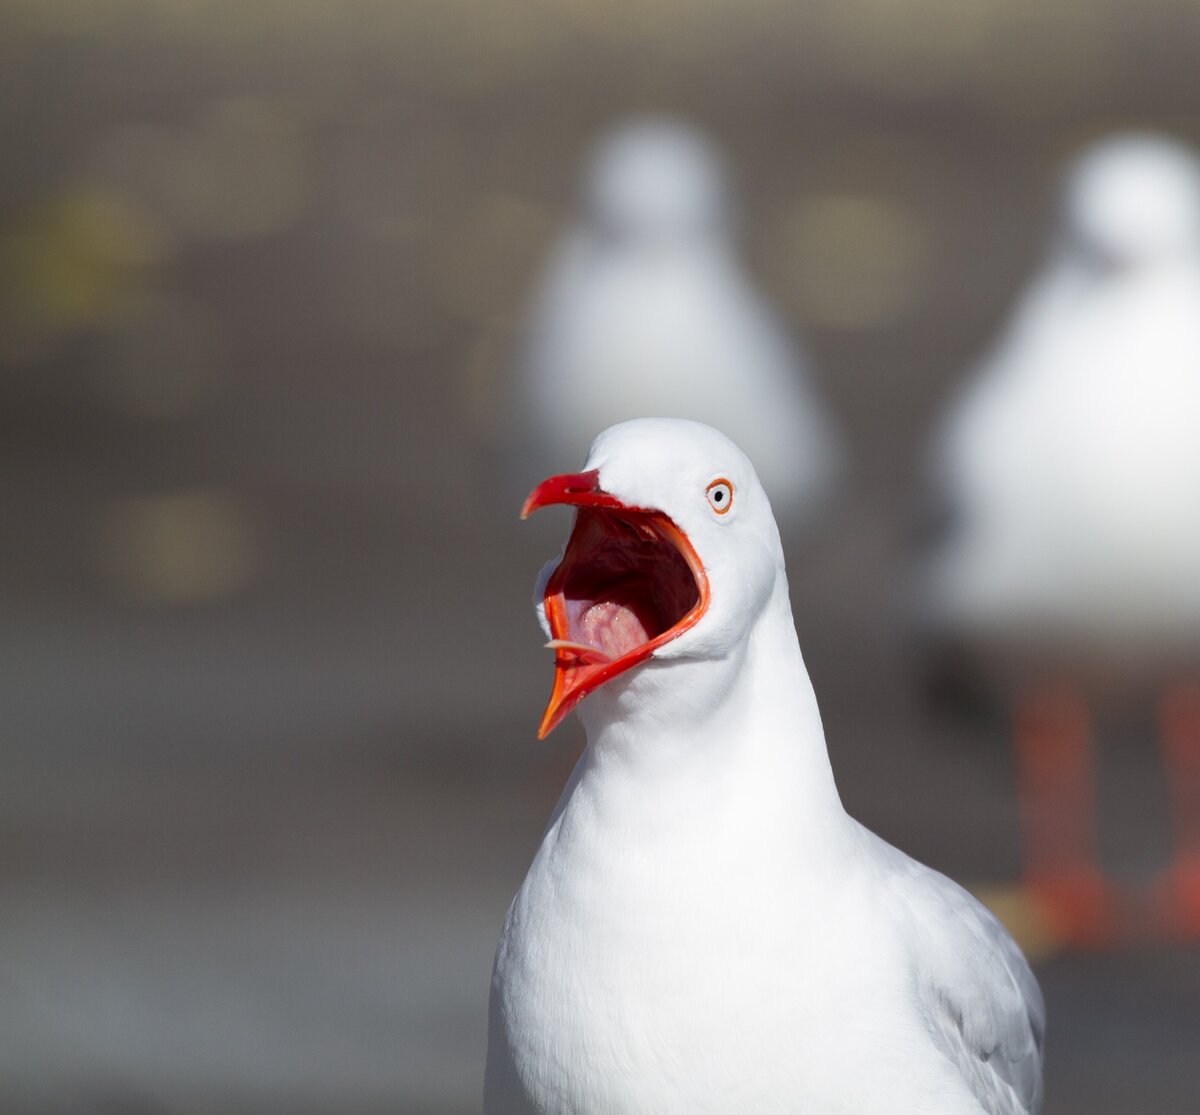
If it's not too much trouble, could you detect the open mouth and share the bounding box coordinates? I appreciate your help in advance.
[523,473,709,737]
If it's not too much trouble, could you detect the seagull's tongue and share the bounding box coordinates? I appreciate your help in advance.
[572,597,652,661]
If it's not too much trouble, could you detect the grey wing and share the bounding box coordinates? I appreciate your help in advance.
[897,860,1046,1115]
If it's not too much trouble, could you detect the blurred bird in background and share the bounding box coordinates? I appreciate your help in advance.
[511,116,843,526]
[913,133,1200,949]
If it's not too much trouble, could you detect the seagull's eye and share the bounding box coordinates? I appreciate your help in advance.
[706,478,733,515]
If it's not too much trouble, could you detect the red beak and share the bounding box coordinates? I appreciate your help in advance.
[522,470,710,738]
[520,470,624,519]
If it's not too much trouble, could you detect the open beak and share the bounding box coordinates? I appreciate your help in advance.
[522,470,710,737]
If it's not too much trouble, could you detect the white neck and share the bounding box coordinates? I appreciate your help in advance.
[492,571,861,1115]
[564,574,849,854]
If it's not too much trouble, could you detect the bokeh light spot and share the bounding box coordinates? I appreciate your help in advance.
[95,490,261,605]
[778,193,930,330]
[0,191,163,364]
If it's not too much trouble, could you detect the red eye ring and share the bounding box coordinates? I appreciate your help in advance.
[706,478,733,515]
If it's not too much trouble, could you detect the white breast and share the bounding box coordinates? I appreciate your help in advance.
[487,753,1003,1115]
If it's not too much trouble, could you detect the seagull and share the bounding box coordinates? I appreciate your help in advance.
[914,132,1200,944]
[487,418,1044,1115]
[511,117,841,523]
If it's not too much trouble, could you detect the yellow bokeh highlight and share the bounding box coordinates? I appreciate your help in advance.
[95,490,261,606]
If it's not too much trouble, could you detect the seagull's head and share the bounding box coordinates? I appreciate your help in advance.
[1060,132,1200,272]
[581,116,731,247]
[522,418,785,737]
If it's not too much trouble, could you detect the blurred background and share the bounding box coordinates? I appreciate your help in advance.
[3,1,1200,1111]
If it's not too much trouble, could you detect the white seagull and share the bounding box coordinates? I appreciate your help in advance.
[512,117,841,523]
[487,419,1044,1115]
[915,133,1200,945]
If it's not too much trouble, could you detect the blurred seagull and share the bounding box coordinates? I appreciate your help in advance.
[487,419,1044,1115]
[512,117,841,525]
[915,133,1200,943]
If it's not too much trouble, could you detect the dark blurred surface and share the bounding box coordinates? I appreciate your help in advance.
[3,2,1200,1111]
